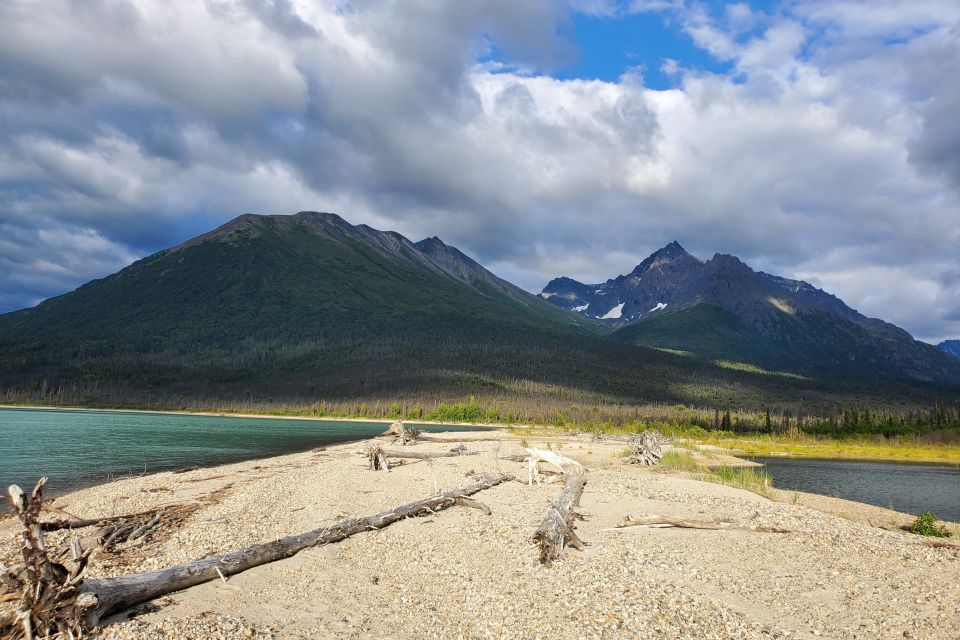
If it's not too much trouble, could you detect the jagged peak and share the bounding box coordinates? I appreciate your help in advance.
[707,253,750,269]
[414,236,447,250]
[629,240,699,276]
[542,276,586,292]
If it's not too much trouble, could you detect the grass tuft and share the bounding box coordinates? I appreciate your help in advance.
[702,465,773,498]
[657,450,703,472]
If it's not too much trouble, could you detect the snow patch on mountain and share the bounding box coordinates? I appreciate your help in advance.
[649,302,667,313]
[601,303,625,320]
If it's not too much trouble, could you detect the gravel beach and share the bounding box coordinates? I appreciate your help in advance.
[2,432,958,639]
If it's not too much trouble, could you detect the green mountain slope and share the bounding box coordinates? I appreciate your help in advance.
[0,212,956,413]
[611,300,960,382]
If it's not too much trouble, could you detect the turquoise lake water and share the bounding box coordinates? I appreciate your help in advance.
[0,408,481,499]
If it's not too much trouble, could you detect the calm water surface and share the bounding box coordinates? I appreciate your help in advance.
[752,456,960,522]
[0,408,484,499]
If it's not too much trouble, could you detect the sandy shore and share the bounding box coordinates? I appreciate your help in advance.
[2,432,958,639]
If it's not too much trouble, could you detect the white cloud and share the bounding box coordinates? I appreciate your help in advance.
[0,0,958,343]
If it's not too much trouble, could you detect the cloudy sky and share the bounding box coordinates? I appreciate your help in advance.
[1,0,958,343]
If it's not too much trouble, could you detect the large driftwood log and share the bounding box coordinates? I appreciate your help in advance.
[366,444,478,471]
[527,450,587,565]
[3,473,511,637]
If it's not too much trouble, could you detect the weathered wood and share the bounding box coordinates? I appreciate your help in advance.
[528,450,587,566]
[366,444,391,471]
[533,471,587,565]
[38,505,170,531]
[2,473,511,636]
[382,420,422,445]
[5,478,95,640]
[624,430,672,466]
[454,497,492,515]
[525,448,584,485]
[609,515,791,534]
[366,444,478,471]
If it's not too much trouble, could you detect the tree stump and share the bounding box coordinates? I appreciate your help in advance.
[624,430,672,465]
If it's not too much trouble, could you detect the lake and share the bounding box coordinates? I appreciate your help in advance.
[0,407,484,500]
[752,456,960,522]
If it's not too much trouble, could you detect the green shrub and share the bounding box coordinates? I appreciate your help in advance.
[909,512,950,538]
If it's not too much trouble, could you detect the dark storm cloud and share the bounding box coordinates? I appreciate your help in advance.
[0,0,959,343]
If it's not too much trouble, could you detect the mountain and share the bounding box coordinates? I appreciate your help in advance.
[0,212,586,345]
[0,212,693,405]
[541,243,960,383]
[1,214,957,412]
[541,241,701,322]
[940,340,960,360]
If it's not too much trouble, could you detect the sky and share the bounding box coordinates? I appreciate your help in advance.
[0,0,958,343]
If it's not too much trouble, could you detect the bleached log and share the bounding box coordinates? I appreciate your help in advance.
[525,448,583,485]
[533,469,587,566]
[527,451,587,565]
[2,473,511,636]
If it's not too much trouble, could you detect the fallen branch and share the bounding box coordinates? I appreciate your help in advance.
[608,515,791,534]
[528,450,587,565]
[39,505,171,532]
[3,473,511,637]
[365,444,478,471]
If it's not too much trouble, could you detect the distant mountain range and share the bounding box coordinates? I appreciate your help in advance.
[0,212,957,409]
[940,340,960,360]
[540,242,960,383]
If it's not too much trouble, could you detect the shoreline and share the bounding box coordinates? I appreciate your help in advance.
[3,403,958,465]
[0,403,512,430]
[2,431,957,638]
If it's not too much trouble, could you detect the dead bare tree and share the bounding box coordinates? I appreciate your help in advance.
[2,473,511,638]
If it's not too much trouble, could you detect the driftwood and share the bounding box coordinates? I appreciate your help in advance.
[624,430,673,466]
[524,448,583,486]
[3,473,511,637]
[382,420,422,445]
[527,450,587,565]
[365,444,477,471]
[609,515,791,534]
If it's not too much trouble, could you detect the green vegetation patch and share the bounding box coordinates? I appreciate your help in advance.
[909,512,951,538]
[657,450,703,472]
[702,465,773,498]
[712,360,806,380]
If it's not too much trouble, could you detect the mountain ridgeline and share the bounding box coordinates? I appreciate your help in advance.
[0,212,957,414]
[939,340,960,360]
[540,242,960,383]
